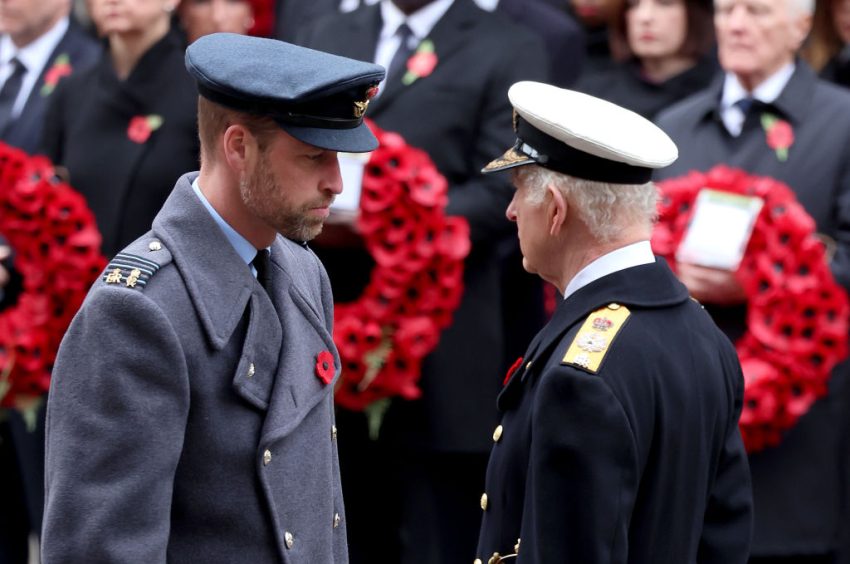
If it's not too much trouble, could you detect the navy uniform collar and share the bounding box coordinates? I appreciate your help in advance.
[541,258,687,357]
[499,259,689,408]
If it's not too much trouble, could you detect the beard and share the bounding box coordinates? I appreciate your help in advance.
[240,153,330,242]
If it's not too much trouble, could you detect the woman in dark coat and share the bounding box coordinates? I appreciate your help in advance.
[42,0,198,258]
[576,0,717,119]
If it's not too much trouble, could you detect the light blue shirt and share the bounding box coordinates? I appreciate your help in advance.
[720,63,795,137]
[563,240,656,299]
[191,178,264,275]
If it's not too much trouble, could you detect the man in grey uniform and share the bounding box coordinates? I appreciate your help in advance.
[41,33,384,563]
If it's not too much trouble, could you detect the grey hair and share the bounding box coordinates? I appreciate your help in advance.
[516,165,658,244]
[787,0,814,16]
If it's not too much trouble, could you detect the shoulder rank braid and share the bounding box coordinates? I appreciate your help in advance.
[562,303,631,373]
[102,253,161,290]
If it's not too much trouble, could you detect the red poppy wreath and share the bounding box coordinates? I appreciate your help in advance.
[333,120,470,411]
[0,143,105,415]
[652,165,849,452]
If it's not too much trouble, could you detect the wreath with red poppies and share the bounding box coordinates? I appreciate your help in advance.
[0,143,105,413]
[652,165,849,452]
[333,121,470,411]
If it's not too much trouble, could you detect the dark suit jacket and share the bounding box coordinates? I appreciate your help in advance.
[275,0,341,42]
[476,259,752,563]
[498,0,585,87]
[298,0,549,453]
[41,29,199,258]
[0,20,100,155]
[43,173,347,563]
[656,62,850,556]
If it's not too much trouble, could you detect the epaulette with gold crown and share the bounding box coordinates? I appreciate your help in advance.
[101,252,162,291]
[561,303,631,373]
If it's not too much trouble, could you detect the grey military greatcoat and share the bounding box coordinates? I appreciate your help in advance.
[42,172,347,563]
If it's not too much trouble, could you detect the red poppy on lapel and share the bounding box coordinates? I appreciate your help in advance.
[503,356,523,386]
[316,350,336,384]
[402,40,437,85]
[40,54,72,97]
[127,115,164,144]
[760,113,794,162]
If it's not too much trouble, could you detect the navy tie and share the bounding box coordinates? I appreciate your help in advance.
[0,58,26,132]
[385,23,416,85]
[252,249,270,290]
[735,97,754,118]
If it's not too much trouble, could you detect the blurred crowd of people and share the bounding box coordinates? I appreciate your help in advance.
[0,0,849,563]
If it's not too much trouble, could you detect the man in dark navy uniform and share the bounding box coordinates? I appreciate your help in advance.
[474,81,754,563]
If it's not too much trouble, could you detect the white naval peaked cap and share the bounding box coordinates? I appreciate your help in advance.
[483,81,678,183]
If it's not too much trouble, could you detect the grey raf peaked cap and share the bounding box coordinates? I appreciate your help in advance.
[185,32,386,152]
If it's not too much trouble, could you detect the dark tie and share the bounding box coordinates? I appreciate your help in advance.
[252,249,270,290]
[734,97,754,118]
[0,58,26,132]
[385,23,416,85]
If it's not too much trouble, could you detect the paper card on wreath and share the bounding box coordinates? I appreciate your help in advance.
[332,152,370,213]
[676,188,764,271]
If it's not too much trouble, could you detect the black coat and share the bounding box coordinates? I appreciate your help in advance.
[298,0,549,453]
[0,20,101,155]
[656,63,850,556]
[821,49,850,89]
[41,30,199,258]
[476,259,753,563]
[498,0,585,87]
[274,0,340,42]
[576,56,719,120]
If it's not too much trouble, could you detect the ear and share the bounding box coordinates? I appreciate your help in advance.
[789,12,813,51]
[222,124,255,176]
[546,183,568,236]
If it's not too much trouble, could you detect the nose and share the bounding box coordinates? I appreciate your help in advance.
[326,155,343,195]
[211,0,228,25]
[505,194,518,222]
[632,0,653,21]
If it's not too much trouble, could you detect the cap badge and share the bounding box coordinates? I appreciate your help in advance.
[353,85,380,119]
[353,99,370,119]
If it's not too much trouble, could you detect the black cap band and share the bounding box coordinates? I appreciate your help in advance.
[198,83,363,130]
[516,117,654,184]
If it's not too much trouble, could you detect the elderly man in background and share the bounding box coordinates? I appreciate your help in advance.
[656,0,850,560]
[475,81,753,564]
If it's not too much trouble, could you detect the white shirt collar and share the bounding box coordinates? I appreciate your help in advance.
[563,240,656,299]
[1,16,69,72]
[721,62,795,109]
[380,0,455,41]
[720,63,795,136]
